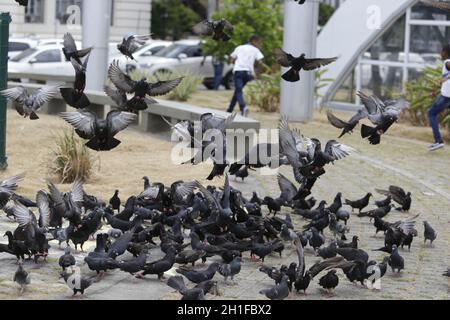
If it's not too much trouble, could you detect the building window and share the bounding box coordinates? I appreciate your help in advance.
[56,0,83,25]
[25,0,45,24]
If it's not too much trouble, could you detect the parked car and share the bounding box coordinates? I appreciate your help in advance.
[137,39,234,90]
[8,38,38,59]
[8,44,73,77]
[111,40,173,73]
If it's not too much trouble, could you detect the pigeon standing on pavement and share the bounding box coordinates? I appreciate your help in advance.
[259,275,290,300]
[423,221,437,246]
[14,261,30,295]
[109,190,121,213]
[345,193,372,213]
[318,270,339,294]
[58,246,76,271]
[388,245,404,273]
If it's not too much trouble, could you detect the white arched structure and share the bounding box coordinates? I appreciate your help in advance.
[317,0,419,109]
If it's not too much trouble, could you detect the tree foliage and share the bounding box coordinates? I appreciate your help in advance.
[201,0,283,66]
[151,0,200,40]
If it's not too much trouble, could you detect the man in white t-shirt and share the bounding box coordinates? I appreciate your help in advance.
[226,35,264,116]
[428,45,450,151]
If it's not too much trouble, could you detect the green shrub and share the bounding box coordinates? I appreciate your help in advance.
[131,69,203,102]
[244,72,281,112]
[50,129,97,183]
[404,65,449,127]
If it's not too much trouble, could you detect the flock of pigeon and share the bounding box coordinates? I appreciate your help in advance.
[1,0,446,300]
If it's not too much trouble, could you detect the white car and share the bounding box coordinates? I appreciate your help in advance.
[8,38,39,59]
[8,44,73,77]
[110,40,173,73]
[137,39,234,90]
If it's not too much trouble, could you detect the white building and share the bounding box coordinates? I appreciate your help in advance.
[317,0,450,110]
[0,0,151,42]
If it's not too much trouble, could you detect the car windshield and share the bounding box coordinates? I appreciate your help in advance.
[10,48,38,62]
[153,44,189,58]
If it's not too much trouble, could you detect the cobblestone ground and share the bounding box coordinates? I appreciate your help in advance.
[0,113,448,300]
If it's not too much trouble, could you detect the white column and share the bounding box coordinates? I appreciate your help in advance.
[82,0,112,91]
[280,0,319,122]
[207,0,217,20]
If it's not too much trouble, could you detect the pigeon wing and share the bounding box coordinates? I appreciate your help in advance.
[104,84,128,108]
[326,110,348,129]
[31,84,60,109]
[277,173,297,203]
[324,140,355,161]
[36,190,50,228]
[303,57,337,70]
[0,173,25,194]
[59,111,96,138]
[273,48,295,67]
[107,110,138,136]
[193,20,214,35]
[108,60,137,93]
[0,86,28,103]
[147,77,183,96]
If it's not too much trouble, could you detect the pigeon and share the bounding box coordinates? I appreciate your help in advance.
[108,60,183,111]
[60,271,94,296]
[318,270,339,294]
[233,166,249,181]
[358,91,410,145]
[388,245,404,273]
[104,84,131,112]
[58,246,76,271]
[14,261,30,295]
[117,251,147,275]
[317,241,337,259]
[15,0,28,6]
[259,275,290,300]
[345,193,372,212]
[294,0,306,4]
[274,48,337,82]
[176,263,220,284]
[218,256,241,283]
[327,109,367,138]
[0,173,26,209]
[59,110,138,151]
[335,208,350,225]
[376,186,411,212]
[443,268,450,277]
[167,275,205,300]
[423,221,437,246]
[0,85,60,120]
[357,205,392,220]
[62,33,92,64]
[337,235,358,249]
[175,250,206,266]
[374,196,392,208]
[193,18,234,41]
[329,213,349,239]
[60,54,91,109]
[109,190,121,212]
[137,246,177,280]
[117,33,152,60]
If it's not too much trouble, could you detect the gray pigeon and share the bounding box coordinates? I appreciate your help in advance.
[423,221,437,246]
[218,256,242,283]
[14,261,30,295]
[117,33,152,60]
[259,275,290,300]
[388,245,404,273]
[0,85,60,120]
[58,246,76,271]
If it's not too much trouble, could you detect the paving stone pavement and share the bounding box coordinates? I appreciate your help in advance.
[0,119,448,300]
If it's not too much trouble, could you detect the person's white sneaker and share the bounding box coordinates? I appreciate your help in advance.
[428,142,444,151]
[242,107,249,117]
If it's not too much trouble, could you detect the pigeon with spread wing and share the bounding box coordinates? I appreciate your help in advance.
[274,48,337,82]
